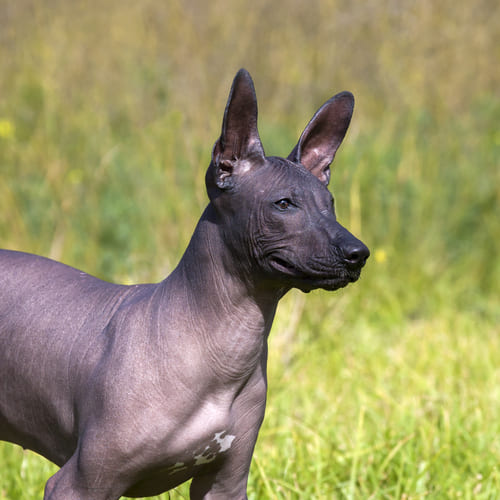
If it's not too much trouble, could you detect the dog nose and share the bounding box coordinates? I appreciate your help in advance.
[343,243,370,268]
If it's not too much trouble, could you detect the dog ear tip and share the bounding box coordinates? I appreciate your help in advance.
[325,91,354,119]
[235,68,253,82]
[332,91,354,106]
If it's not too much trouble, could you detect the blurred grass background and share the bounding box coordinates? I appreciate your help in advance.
[0,0,499,498]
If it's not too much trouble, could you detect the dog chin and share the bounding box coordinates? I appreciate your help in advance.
[295,273,360,293]
[269,258,362,292]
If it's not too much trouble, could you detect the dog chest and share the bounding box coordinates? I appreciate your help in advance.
[123,419,239,497]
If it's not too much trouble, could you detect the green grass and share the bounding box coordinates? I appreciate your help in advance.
[0,1,499,498]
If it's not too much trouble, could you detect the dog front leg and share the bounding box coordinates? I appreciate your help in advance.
[189,385,266,500]
[43,451,125,500]
[189,453,252,500]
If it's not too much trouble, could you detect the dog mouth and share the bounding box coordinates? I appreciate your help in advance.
[269,255,361,291]
[270,257,299,274]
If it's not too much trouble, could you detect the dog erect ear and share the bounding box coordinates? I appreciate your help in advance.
[288,91,354,186]
[211,69,265,190]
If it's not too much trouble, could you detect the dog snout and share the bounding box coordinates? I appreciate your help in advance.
[342,241,370,269]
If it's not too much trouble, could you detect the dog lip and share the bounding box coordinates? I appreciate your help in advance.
[269,255,362,287]
[269,256,298,274]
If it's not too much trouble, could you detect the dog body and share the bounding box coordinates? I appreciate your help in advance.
[0,70,369,499]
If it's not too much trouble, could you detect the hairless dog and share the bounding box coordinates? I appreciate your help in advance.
[0,69,369,499]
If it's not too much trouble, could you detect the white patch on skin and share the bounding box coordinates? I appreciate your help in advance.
[214,431,236,452]
[194,446,216,466]
[192,431,236,466]
[166,462,188,475]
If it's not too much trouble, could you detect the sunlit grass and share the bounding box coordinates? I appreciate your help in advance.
[0,0,498,498]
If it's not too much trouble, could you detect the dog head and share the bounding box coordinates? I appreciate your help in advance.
[206,69,369,293]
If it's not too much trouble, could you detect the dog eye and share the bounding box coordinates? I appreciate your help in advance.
[275,199,292,210]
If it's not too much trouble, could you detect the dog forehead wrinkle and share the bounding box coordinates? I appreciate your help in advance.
[259,159,313,195]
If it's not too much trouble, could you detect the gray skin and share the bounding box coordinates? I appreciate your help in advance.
[0,69,369,499]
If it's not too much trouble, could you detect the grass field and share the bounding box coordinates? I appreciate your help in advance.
[0,1,499,498]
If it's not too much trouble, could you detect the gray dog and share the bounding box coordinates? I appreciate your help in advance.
[0,69,369,499]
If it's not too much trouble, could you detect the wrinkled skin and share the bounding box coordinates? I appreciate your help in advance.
[0,69,368,500]
[217,156,365,294]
